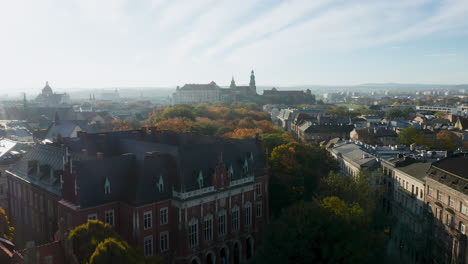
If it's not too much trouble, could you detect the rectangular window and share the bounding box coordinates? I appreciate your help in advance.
[428,186,433,197]
[460,222,466,235]
[188,221,198,248]
[437,191,443,201]
[160,232,169,252]
[105,210,114,226]
[88,214,97,220]
[218,213,226,236]
[160,207,168,225]
[144,211,152,230]
[232,208,240,231]
[460,203,467,215]
[204,217,213,241]
[244,205,251,226]
[449,197,455,208]
[255,183,262,196]
[144,236,153,257]
[256,202,263,218]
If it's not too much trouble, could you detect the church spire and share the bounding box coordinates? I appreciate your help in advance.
[230,75,236,89]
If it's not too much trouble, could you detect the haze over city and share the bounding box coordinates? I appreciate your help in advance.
[1,0,468,91]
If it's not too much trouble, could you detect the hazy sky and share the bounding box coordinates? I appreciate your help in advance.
[1,0,468,91]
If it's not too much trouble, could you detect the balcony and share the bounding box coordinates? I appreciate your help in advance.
[173,186,215,200]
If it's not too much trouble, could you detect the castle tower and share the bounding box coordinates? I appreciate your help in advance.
[249,70,256,94]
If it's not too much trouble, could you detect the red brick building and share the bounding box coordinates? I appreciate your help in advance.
[6,129,269,263]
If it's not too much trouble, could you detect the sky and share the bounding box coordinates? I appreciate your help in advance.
[1,0,468,92]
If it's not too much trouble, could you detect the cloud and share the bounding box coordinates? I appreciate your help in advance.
[1,0,468,89]
[424,53,458,57]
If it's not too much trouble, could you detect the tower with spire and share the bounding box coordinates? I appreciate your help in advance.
[249,70,256,93]
[230,76,237,89]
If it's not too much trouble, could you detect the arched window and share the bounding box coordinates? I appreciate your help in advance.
[104,177,111,194]
[157,175,164,192]
[198,171,204,189]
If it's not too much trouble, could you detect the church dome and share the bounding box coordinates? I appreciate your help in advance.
[42,81,53,95]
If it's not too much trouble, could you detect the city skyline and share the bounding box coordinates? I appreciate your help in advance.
[1,0,468,90]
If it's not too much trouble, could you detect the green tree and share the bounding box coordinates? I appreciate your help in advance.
[269,143,338,216]
[397,127,421,145]
[436,130,458,151]
[69,220,122,264]
[261,133,294,153]
[0,207,14,241]
[385,108,404,119]
[252,199,384,264]
[161,104,196,125]
[89,238,143,264]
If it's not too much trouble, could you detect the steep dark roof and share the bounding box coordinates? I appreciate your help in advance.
[7,144,78,196]
[431,154,468,179]
[9,130,267,208]
[426,154,468,195]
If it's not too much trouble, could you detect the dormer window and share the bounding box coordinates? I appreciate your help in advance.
[198,171,204,189]
[243,158,249,172]
[229,164,234,178]
[104,177,111,194]
[158,175,164,192]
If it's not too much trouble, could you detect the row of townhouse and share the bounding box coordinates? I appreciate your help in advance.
[381,154,468,263]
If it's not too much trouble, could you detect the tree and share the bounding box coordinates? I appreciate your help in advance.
[252,199,384,264]
[89,238,143,264]
[385,108,404,119]
[161,104,196,125]
[0,207,14,241]
[436,130,458,151]
[262,133,294,153]
[397,127,421,145]
[269,143,338,216]
[69,220,122,264]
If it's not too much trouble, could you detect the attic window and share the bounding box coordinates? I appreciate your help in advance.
[158,175,164,192]
[198,171,204,189]
[104,177,111,194]
[243,158,249,172]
